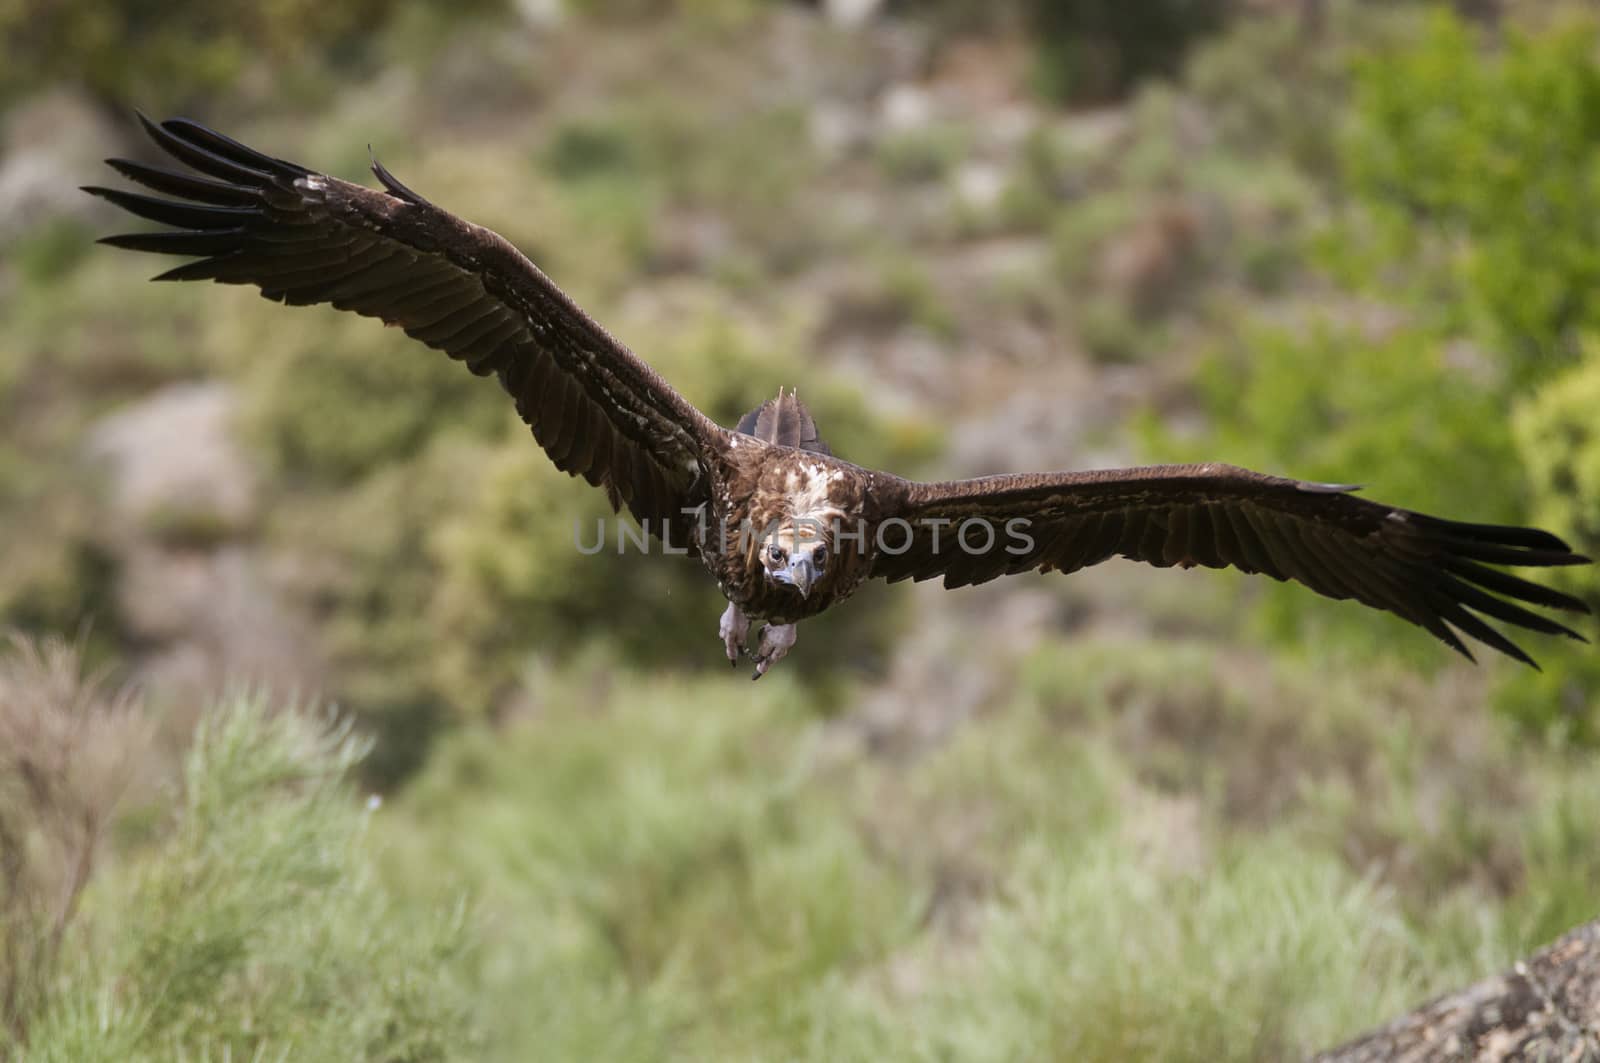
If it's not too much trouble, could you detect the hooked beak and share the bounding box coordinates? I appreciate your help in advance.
[777,555,817,598]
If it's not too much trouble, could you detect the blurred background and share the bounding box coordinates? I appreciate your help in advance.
[2,0,1600,1058]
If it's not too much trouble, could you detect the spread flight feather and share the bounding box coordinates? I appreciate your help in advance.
[88,117,1593,676]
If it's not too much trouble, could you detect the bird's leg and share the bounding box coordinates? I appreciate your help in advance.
[750,623,798,680]
[719,601,750,666]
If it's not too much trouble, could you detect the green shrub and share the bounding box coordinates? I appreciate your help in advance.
[541,114,649,182]
[9,220,95,287]
[1512,348,1600,569]
[374,637,1600,1060]
[915,836,1428,1061]
[1340,9,1600,383]
[868,254,961,341]
[236,309,506,487]
[11,688,476,1061]
[270,437,490,785]
[1147,318,1523,664]
[380,663,918,1060]
[1496,351,1600,742]
[1160,10,1600,689]
[877,123,974,185]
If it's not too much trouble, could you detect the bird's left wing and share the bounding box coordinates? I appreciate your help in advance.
[869,463,1591,666]
[86,115,727,540]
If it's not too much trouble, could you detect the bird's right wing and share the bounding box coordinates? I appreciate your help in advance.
[87,115,727,539]
[869,463,1591,666]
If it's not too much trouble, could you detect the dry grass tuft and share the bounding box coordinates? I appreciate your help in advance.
[0,634,149,1042]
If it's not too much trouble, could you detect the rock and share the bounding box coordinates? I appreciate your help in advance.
[119,545,321,702]
[86,382,320,705]
[953,160,1006,214]
[513,0,565,29]
[880,83,935,135]
[86,382,258,541]
[810,101,873,157]
[1317,917,1600,1062]
[0,91,123,240]
[823,0,883,28]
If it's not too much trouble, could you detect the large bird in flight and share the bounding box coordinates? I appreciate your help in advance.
[88,116,1591,677]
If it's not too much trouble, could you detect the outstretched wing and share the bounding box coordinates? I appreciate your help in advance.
[870,463,1591,666]
[85,115,726,541]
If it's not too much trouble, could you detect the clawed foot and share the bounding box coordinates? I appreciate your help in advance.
[718,604,798,679]
[750,623,797,681]
[719,602,750,666]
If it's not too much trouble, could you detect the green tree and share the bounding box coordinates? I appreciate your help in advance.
[1340,10,1600,382]
[1169,8,1600,734]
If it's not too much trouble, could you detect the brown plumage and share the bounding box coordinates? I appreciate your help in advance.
[89,117,1593,677]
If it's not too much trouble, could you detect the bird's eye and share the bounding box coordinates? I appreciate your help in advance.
[813,546,827,571]
[767,543,784,563]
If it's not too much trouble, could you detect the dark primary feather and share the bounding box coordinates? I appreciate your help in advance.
[870,463,1591,668]
[87,114,728,541]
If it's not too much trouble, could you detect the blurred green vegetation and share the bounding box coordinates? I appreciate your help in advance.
[1025,0,1233,102]
[8,631,1599,1060]
[1340,10,1600,381]
[372,640,1600,1060]
[3,1,1599,1057]
[1155,6,1600,738]
[2,648,474,1060]
[0,0,508,110]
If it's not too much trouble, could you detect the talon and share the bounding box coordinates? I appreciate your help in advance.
[749,623,797,679]
[719,602,750,666]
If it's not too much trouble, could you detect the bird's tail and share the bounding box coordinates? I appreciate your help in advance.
[734,386,831,455]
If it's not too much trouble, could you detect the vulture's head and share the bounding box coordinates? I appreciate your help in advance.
[760,520,833,599]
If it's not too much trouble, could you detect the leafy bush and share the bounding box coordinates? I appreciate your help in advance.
[1151,317,1527,665]
[237,310,507,487]
[1497,351,1600,742]
[375,637,1600,1060]
[1339,10,1600,383]
[1514,348,1600,569]
[13,687,476,1061]
[381,663,918,1060]
[1163,10,1600,711]
[877,123,974,185]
